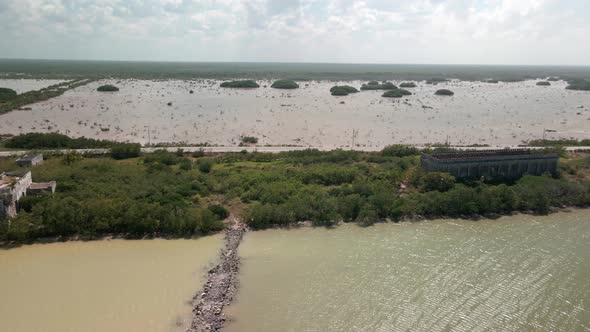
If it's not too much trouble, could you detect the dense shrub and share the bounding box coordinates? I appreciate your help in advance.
[0,87,17,102]
[381,145,419,157]
[271,80,299,89]
[241,136,258,144]
[4,133,114,149]
[330,85,359,96]
[382,89,411,98]
[208,204,230,220]
[361,82,397,90]
[198,158,215,173]
[399,82,417,88]
[144,149,178,165]
[192,149,205,158]
[220,80,259,88]
[97,85,119,92]
[111,143,141,159]
[435,89,454,96]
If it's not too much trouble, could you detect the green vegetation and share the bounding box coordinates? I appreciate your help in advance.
[0,79,93,115]
[566,79,590,91]
[527,139,590,147]
[240,136,258,145]
[360,82,397,90]
[4,133,114,149]
[97,85,119,92]
[2,146,590,242]
[399,82,417,88]
[330,85,359,96]
[220,80,260,88]
[0,87,17,102]
[435,89,454,96]
[536,81,551,86]
[485,79,499,83]
[271,80,299,89]
[110,143,141,159]
[0,155,225,242]
[382,89,411,98]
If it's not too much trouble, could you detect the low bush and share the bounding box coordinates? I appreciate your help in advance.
[330,85,359,96]
[271,80,299,89]
[220,80,259,88]
[434,89,454,96]
[97,85,119,92]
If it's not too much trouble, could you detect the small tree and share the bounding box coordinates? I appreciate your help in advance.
[111,143,141,159]
[198,158,214,173]
[420,172,456,192]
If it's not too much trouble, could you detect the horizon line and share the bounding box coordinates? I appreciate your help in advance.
[1,57,590,68]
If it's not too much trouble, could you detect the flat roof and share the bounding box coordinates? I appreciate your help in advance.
[424,149,558,161]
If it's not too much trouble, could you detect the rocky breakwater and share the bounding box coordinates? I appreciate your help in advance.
[188,221,247,332]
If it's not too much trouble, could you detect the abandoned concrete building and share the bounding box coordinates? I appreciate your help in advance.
[16,154,44,167]
[420,149,559,180]
[0,171,56,219]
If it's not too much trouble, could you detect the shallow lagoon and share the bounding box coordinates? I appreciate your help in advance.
[0,236,222,332]
[0,79,588,147]
[227,211,590,332]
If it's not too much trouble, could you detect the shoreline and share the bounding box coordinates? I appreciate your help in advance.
[2,206,584,249]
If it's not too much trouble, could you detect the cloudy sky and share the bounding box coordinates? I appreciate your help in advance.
[0,0,589,65]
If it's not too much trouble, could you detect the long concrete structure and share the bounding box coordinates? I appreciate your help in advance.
[420,149,559,180]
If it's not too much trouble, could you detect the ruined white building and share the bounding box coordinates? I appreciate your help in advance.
[0,171,56,219]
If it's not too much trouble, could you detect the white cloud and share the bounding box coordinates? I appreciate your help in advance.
[0,0,588,65]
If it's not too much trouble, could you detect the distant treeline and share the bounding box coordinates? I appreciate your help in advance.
[527,138,590,147]
[3,144,589,243]
[2,133,141,159]
[3,133,115,149]
[1,59,590,82]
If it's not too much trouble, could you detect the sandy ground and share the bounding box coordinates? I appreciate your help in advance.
[0,79,68,94]
[0,79,588,147]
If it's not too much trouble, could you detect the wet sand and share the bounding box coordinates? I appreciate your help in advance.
[0,79,588,146]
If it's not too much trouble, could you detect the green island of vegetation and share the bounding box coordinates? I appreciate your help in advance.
[360,81,397,90]
[2,134,589,243]
[382,89,412,98]
[536,81,551,86]
[566,79,590,91]
[435,89,454,96]
[485,79,499,83]
[220,80,260,88]
[330,85,359,96]
[0,87,17,102]
[240,136,258,145]
[399,82,417,88]
[271,80,299,89]
[0,79,93,115]
[97,85,119,92]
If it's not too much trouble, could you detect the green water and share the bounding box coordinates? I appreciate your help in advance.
[227,211,590,332]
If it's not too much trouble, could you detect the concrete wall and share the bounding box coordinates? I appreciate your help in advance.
[421,154,558,179]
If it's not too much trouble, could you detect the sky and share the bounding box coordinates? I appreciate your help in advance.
[0,0,589,65]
